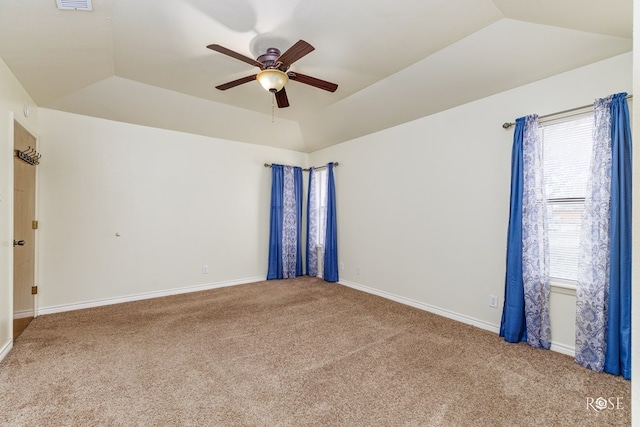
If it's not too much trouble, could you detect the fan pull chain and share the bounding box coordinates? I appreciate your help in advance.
[272,93,275,123]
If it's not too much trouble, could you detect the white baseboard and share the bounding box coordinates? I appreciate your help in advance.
[549,341,576,357]
[0,340,12,364]
[339,279,575,358]
[13,310,33,320]
[37,276,264,316]
[339,279,500,333]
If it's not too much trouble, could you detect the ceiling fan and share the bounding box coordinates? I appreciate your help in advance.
[207,40,338,108]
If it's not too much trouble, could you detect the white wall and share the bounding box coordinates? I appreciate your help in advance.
[0,111,13,361]
[0,58,38,360]
[310,53,632,354]
[37,109,307,312]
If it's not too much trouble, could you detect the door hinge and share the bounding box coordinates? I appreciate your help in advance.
[32,220,38,230]
[31,285,38,295]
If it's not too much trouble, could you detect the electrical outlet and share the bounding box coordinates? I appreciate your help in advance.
[202,265,209,274]
[340,262,344,271]
[356,266,361,275]
[489,294,498,308]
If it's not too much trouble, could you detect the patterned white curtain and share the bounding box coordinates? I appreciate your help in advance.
[522,114,551,349]
[307,168,319,277]
[282,166,298,278]
[575,95,613,371]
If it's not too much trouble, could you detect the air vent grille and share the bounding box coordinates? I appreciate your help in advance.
[56,0,92,11]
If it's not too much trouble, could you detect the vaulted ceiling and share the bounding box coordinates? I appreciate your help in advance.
[0,0,632,152]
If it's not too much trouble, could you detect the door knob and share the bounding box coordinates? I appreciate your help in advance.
[13,240,25,247]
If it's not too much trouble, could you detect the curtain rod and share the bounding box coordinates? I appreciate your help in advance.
[264,162,339,172]
[502,94,633,129]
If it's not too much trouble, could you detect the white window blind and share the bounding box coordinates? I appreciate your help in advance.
[312,168,328,246]
[541,114,593,282]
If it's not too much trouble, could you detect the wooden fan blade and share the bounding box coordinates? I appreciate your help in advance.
[276,40,315,67]
[207,44,263,68]
[289,72,338,92]
[275,88,290,108]
[216,74,257,91]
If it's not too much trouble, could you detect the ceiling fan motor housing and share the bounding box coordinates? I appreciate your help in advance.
[257,48,286,71]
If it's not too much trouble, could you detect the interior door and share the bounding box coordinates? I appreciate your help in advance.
[13,121,37,340]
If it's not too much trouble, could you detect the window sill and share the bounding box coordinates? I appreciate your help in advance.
[550,280,577,296]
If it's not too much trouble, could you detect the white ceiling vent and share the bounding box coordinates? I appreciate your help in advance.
[56,0,92,11]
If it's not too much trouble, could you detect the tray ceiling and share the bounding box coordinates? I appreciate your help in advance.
[0,0,631,152]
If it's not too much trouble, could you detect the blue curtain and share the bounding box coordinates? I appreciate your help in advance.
[267,164,303,280]
[267,165,284,279]
[605,93,632,379]
[305,167,315,276]
[323,163,339,282]
[500,117,527,343]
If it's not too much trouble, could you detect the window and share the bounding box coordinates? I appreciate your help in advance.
[310,168,328,247]
[541,114,593,284]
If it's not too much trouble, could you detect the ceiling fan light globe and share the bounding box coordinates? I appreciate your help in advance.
[257,69,289,92]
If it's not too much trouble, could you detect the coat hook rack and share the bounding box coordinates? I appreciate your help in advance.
[16,146,41,165]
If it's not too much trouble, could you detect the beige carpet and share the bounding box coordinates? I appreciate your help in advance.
[0,277,630,426]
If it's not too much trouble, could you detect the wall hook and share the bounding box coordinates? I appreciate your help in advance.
[16,146,41,165]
